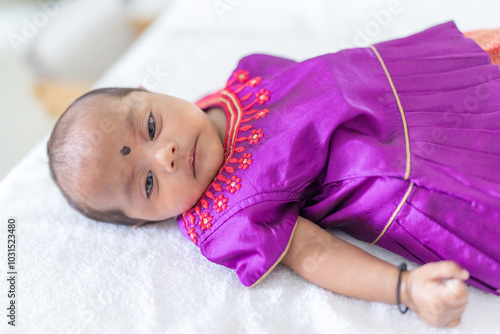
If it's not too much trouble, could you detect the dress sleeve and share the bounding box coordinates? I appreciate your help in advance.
[232,54,298,80]
[199,200,300,288]
[195,54,298,110]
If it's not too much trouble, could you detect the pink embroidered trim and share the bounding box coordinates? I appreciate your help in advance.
[182,70,273,244]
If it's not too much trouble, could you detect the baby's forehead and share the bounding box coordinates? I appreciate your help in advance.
[94,91,146,117]
[81,91,148,134]
[75,92,146,162]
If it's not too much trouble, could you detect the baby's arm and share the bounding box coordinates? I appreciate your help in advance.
[281,216,470,328]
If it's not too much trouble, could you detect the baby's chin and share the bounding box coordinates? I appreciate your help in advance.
[177,173,219,215]
[173,144,224,217]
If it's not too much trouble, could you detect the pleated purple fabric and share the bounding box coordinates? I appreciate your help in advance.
[177,21,500,294]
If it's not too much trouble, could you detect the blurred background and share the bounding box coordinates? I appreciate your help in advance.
[0,0,170,181]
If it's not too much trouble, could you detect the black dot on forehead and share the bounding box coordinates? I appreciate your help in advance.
[120,146,131,156]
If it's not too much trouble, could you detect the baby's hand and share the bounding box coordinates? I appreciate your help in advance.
[402,261,470,328]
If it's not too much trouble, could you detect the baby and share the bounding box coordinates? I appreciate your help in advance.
[47,87,226,225]
[48,21,500,328]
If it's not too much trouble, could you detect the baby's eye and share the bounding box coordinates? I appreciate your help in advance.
[145,171,153,197]
[148,114,156,140]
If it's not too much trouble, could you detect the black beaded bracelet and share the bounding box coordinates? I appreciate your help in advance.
[397,263,409,314]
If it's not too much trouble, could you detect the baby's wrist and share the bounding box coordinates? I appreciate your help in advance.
[399,270,415,312]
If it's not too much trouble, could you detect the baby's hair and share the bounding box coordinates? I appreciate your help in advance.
[47,87,148,227]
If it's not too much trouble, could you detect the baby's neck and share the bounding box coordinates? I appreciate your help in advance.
[206,107,227,144]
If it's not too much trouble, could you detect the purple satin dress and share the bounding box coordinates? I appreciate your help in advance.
[177,21,500,295]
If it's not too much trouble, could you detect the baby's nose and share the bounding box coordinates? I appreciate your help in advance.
[153,142,177,173]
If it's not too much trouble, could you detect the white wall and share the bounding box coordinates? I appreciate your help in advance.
[0,0,171,181]
[0,3,56,182]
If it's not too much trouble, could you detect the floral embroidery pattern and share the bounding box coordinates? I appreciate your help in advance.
[226,175,242,193]
[248,77,261,87]
[255,109,269,120]
[182,68,273,244]
[238,153,253,170]
[199,212,213,231]
[249,129,263,145]
[234,69,249,83]
[213,194,229,213]
[256,89,270,104]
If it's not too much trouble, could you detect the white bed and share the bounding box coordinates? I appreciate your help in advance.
[1,0,499,333]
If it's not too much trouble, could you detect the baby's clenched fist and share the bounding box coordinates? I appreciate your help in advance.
[401,261,469,328]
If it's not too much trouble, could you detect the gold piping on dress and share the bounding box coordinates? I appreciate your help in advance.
[369,45,411,180]
[371,182,414,244]
[369,45,415,244]
[249,218,299,288]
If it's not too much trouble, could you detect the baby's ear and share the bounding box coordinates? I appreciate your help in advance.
[138,85,148,91]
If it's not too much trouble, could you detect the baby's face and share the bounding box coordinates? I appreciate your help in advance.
[80,91,225,223]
